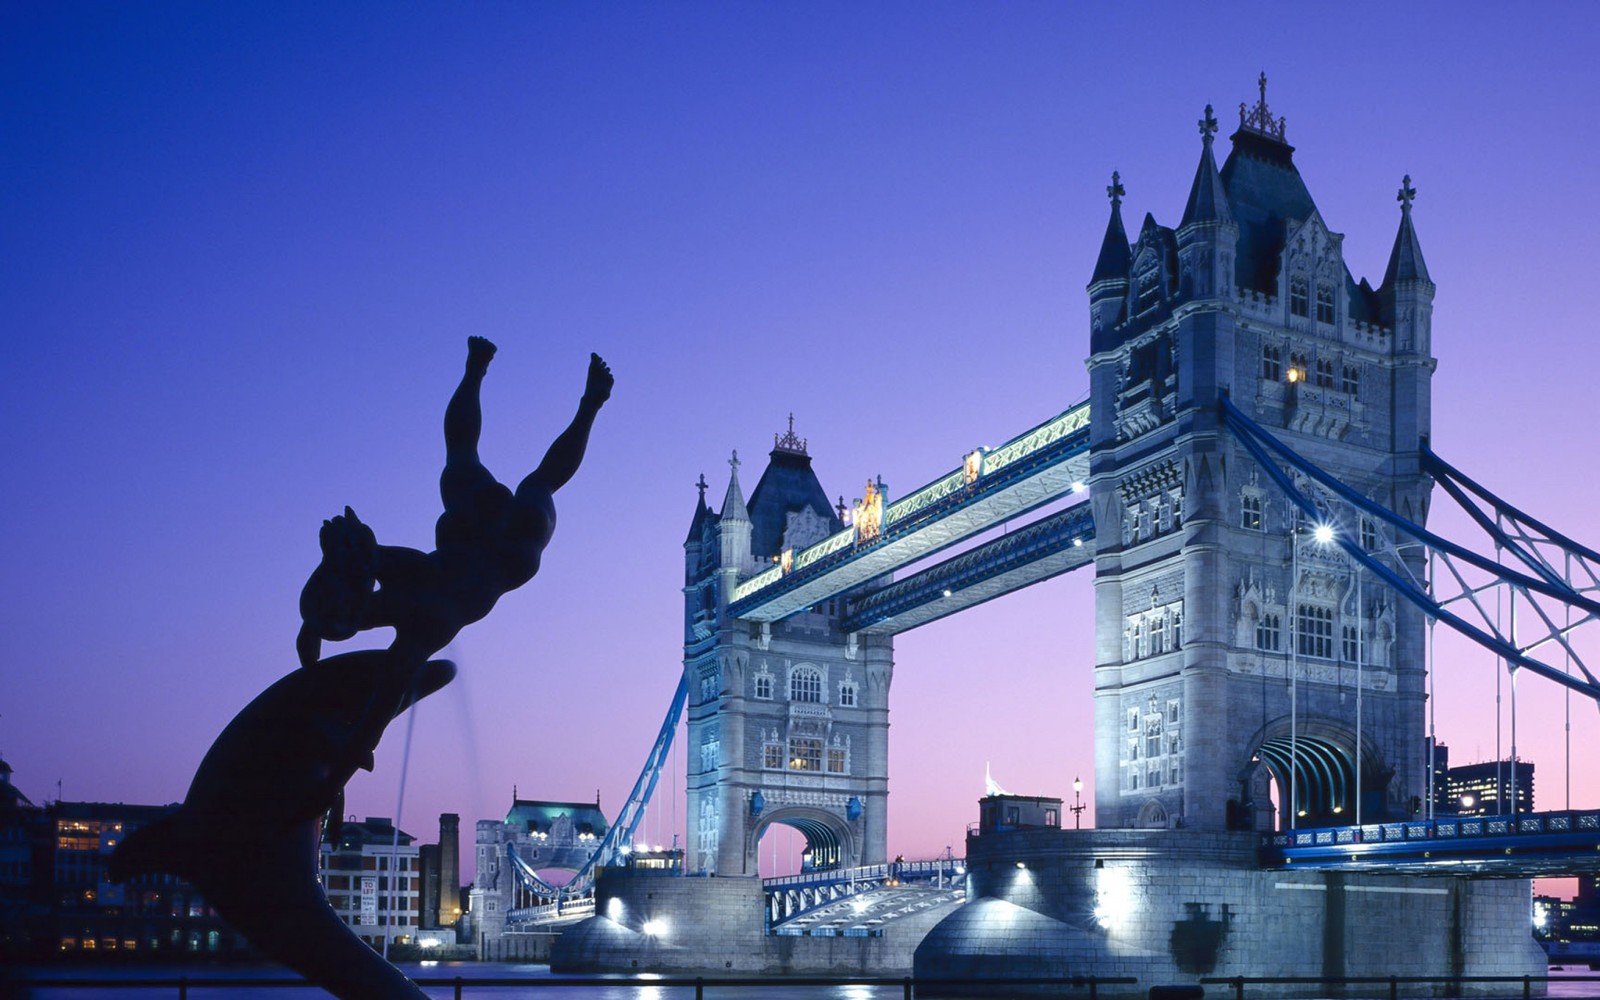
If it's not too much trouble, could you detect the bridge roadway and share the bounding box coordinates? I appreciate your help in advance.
[1261,808,1600,875]
[727,402,1090,625]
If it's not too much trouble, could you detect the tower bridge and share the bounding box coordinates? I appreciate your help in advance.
[535,80,1600,990]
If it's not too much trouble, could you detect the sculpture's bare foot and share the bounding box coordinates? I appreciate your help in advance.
[467,336,497,375]
[583,352,613,407]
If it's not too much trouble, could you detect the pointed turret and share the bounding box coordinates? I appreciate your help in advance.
[1178,104,1240,303]
[1088,171,1132,352]
[1180,105,1233,228]
[684,473,713,545]
[717,450,752,576]
[1381,174,1432,290]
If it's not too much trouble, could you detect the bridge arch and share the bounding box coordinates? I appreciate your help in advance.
[1234,719,1392,830]
[747,805,857,875]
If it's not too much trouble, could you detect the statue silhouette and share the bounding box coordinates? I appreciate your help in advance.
[113,339,611,1000]
[298,336,613,671]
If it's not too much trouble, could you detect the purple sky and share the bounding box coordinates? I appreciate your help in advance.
[6,5,1600,884]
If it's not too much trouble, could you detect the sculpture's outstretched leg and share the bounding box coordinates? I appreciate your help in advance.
[519,353,612,498]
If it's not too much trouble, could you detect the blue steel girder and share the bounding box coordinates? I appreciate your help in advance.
[1261,809,1600,876]
[512,677,688,901]
[1219,397,1600,708]
[726,403,1091,622]
[840,502,1096,634]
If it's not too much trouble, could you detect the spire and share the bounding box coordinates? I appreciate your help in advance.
[720,450,749,523]
[1181,104,1233,228]
[1090,170,1132,285]
[684,472,713,544]
[773,414,808,456]
[1382,174,1432,288]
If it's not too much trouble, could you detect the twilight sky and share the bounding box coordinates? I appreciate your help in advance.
[5,3,1600,882]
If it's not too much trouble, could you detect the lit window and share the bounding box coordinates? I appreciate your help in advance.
[790,669,822,704]
[1316,284,1335,324]
[788,738,823,771]
[1290,278,1309,317]
[1241,494,1262,530]
[1297,605,1335,659]
[763,744,782,769]
[827,748,847,774]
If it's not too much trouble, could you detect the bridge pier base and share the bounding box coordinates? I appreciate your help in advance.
[914,829,1544,998]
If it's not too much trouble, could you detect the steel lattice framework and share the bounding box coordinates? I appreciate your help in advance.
[1221,395,1600,708]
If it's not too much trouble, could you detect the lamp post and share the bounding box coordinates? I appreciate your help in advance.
[1071,776,1086,830]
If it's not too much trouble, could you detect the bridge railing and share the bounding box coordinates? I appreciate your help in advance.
[762,858,966,892]
[1262,808,1600,850]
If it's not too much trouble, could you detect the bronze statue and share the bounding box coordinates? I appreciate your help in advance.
[113,339,611,999]
[298,337,613,670]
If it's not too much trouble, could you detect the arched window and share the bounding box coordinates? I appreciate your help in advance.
[790,667,823,703]
[1290,278,1309,317]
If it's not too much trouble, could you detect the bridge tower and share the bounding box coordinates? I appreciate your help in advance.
[1085,83,1436,832]
[682,423,893,874]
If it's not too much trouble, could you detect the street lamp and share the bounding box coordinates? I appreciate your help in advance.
[1070,776,1086,830]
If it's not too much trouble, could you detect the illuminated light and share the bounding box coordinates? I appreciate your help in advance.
[1072,481,1086,494]
[1313,524,1334,544]
[418,939,439,949]
[1015,861,1026,869]
[1092,864,1134,932]
[607,898,623,921]
[1332,806,1343,814]
[942,589,953,598]
[1287,368,1301,383]
[642,918,668,937]
[852,899,871,914]
[1073,538,1083,547]
[420,960,439,967]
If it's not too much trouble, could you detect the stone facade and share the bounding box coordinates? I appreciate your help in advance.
[915,828,1543,998]
[682,431,893,874]
[1085,88,1435,832]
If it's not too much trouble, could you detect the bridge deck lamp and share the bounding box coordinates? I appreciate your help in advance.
[1070,776,1086,830]
[1313,523,1335,545]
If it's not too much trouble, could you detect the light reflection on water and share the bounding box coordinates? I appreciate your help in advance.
[16,963,1600,1000]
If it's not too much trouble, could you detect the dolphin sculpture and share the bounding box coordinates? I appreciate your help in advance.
[111,340,612,998]
[111,651,454,1000]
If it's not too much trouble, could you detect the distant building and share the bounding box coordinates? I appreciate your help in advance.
[417,812,462,931]
[977,794,1063,834]
[1426,739,1450,814]
[1446,758,1533,816]
[471,796,609,959]
[318,816,420,950]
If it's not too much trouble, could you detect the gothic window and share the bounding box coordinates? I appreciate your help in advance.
[1316,284,1335,324]
[1297,605,1335,659]
[754,673,773,700]
[1343,624,1360,663]
[1145,715,1163,759]
[1290,278,1309,317]
[1168,732,1181,754]
[1128,709,1140,733]
[1152,616,1168,655]
[1148,766,1161,789]
[1256,612,1281,651]
[1130,770,1140,790]
[763,742,782,769]
[1168,699,1180,725]
[788,738,822,771]
[1158,500,1173,533]
[1262,343,1282,380]
[1241,493,1263,530]
[700,739,719,773]
[838,682,858,708]
[1361,517,1378,552]
[827,748,847,774]
[1171,491,1185,527]
[790,668,823,704]
[1315,358,1335,388]
[1172,609,1182,649]
[1342,364,1361,397]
